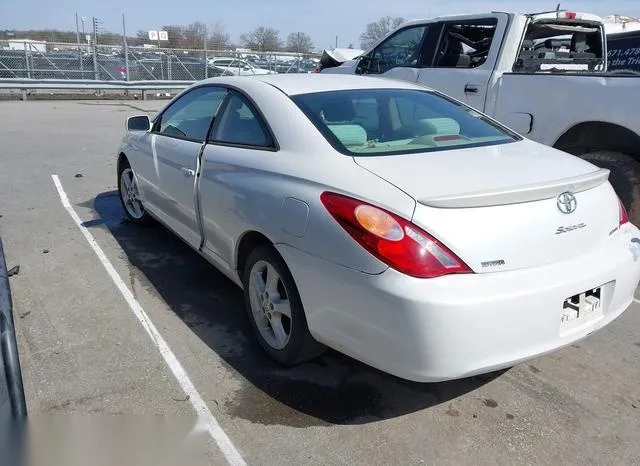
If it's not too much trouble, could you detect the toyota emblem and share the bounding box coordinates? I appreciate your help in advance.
[557,192,577,214]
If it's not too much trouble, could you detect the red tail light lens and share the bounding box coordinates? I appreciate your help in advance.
[619,198,630,226]
[320,192,472,278]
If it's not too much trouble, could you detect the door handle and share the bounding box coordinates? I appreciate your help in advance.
[464,84,479,94]
[180,167,195,177]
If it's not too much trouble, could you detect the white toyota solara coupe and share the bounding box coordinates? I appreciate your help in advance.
[116,73,640,382]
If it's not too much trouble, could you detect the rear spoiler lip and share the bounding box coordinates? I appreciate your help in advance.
[417,168,610,208]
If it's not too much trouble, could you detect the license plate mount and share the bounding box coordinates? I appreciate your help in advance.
[560,286,603,333]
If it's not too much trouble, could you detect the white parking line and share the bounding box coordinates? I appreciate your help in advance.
[51,175,246,466]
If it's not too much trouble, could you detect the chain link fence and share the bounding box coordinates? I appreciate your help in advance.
[0,40,321,81]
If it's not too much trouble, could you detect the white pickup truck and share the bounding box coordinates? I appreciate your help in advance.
[322,10,640,223]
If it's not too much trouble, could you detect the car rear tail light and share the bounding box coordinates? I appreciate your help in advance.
[619,198,630,226]
[320,192,472,278]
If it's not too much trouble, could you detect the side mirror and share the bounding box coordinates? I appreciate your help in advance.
[126,115,151,132]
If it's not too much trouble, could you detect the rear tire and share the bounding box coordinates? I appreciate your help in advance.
[118,158,154,226]
[577,150,640,226]
[242,245,326,365]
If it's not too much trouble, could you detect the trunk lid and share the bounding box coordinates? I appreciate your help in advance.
[353,140,620,272]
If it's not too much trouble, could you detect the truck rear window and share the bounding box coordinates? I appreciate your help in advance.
[291,88,519,156]
[513,20,605,73]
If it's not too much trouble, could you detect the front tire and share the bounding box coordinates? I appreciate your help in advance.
[242,245,326,365]
[118,158,153,225]
[578,150,640,225]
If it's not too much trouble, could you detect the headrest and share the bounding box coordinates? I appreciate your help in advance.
[322,99,356,122]
[571,32,589,52]
[327,124,367,147]
[418,118,461,135]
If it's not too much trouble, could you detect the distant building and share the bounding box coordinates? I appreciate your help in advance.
[6,39,47,52]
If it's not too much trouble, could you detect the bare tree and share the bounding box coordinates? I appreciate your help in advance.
[359,16,405,49]
[160,25,187,48]
[183,21,207,49]
[208,22,232,50]
[154,22,232,50]
[134,30,148,45]
[240,26,282,51]
[285,32,314,53]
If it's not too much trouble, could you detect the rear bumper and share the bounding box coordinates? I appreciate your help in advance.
[277,224,640,382]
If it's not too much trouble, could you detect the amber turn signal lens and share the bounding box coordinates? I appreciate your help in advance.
[354,205,404,241]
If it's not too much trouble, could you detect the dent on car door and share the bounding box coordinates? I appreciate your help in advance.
[149,86,228,248]
[199,90,279,272]
[417,15,508,111]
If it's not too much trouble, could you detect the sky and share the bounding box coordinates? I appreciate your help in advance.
[1,0,639,50]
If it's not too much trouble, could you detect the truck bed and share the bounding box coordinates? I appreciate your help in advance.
[489,72,640,148]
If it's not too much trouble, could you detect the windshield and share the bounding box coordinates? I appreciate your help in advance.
[291,88,519,156]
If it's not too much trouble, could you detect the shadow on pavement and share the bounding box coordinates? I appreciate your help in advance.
[88,190,505,427]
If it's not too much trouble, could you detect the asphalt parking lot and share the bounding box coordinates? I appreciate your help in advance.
[1,99,640,465]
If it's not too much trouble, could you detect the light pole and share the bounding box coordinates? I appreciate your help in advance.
[75,13,82,77]
[122,14,130,81]
[92,17,101,80]
[297,32,301,72]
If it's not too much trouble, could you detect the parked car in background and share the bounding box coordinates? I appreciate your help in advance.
[115,74,640,383]
[206,58,276,75]
[315,47,364,72]
[322,10,640,225]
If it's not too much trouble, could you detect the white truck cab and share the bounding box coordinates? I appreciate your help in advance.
[324,10,640,224]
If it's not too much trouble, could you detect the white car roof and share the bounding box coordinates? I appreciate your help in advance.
[198,73,432,96]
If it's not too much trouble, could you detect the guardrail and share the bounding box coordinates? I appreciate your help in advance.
[0,78,194,100]
[0,236,27,422]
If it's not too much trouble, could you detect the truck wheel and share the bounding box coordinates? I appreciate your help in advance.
[242,245,326,366]
[578,150,640,226]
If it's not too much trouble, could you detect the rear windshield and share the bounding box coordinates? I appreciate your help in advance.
[513,20,605,73]
[291,88,519,156]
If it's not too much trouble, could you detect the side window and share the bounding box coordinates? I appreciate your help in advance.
[434,20,498,68]
[360,25,429,74]
[155,86,227,141]
[210,92,274,148]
